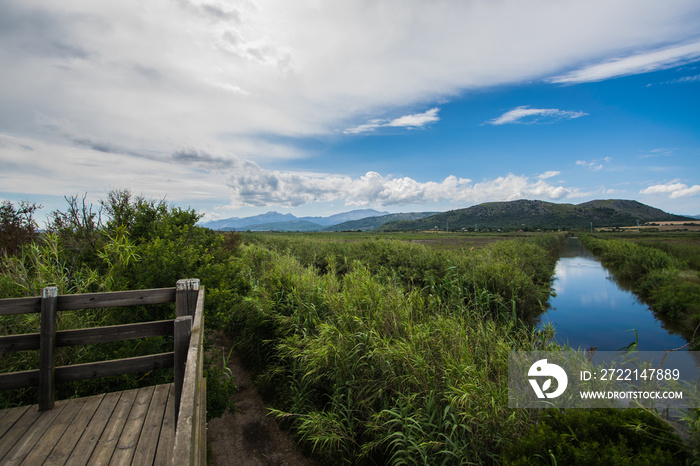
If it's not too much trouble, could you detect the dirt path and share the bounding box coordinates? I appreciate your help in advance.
[207,337,318,466]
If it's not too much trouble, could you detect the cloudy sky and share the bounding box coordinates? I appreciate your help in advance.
[2,0,700,225]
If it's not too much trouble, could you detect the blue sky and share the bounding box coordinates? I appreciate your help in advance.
[1,0,699,225]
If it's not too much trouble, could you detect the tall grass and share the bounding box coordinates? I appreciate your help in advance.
[0,231,170,407]
[224,234,566,463]
[226,233,691,463]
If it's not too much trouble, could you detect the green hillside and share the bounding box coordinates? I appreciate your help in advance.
[377,199,692,231]
[243,220,324,231]
[324,212,439,231]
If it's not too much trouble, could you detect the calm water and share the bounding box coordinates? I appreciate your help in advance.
[538,237,687,351]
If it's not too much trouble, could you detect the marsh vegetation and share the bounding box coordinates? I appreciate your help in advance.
[1,196,698,464]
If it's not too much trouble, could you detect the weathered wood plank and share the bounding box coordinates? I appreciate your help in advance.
[86,389,138,465]
[0,288,175,316]
[175,279,199,318]
[0,405,42,463]
[199,377,207,466]
[58,320,175,347]
[108,386,154,466]
[0,369,39,391]
[64,391,121,466]
[57,288,176,311]
[0,354,174,391]
[0,296,41,316]
[173,315,192,421]
[172,288,205,465]
[1,403,66,465]
[132,383,170,465]
[0,333,39,352]
[0,320,174,354]
[0,404,31,439]
[40,286,58,411]
[19,398,84,465]
[55,352,174,384]
[154,384,175,466]
[45,393,105,465]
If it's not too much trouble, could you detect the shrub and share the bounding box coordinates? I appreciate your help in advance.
[0,200,41,256]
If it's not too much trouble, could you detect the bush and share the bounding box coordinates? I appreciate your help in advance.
[0,200,41,256]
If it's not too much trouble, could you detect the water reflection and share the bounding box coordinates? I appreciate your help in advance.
[539,237,687,351]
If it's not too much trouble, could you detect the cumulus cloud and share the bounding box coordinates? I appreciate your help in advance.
[551,41,700,84]
[486,106,587,125]
[640,181,700,198]
[225,163,574,208]
[344,108,440,134]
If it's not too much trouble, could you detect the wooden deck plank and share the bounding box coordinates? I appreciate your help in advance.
[1,403,67,465]
[132,383,171,465]
[64,391,121,466]
[0,404,30,439]
[45,393,105,465]
[85,389,138,465]
[154,384,176,466]
[108,385,155,466]
[19,398,85,465]
[0,405,43,463]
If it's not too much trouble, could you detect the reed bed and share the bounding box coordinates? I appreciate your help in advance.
[226,234,565,463]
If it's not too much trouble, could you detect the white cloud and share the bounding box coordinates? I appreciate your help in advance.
[550,41,700,83]
[2,0,699,217]
[224,164,575,207]
[638,148,674,159]
[539,171,561,180]
[0,133,231,202]
[344,108,440,134]
[486,106,587,125]
[2,0,698,154]
[640,181,700,198]
[575,157,611,171]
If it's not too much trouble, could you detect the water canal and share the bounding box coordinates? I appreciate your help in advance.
[538,236,687,352]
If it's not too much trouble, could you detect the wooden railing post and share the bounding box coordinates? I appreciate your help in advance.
[39,286,58,411]
[173,315,192,423]
[176,279,199,317]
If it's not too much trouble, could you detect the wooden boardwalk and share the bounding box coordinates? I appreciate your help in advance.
[1,280,206,465]
[0,384,175,466]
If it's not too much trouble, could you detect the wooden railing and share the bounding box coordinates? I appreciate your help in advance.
[0,278,206,464]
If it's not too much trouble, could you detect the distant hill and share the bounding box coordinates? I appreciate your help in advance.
[200,208,389,231]
[377,199,693,231]
[300,209,390,226]
[324,212,439,231]
[244,220,324,232]
[200,211,295,230]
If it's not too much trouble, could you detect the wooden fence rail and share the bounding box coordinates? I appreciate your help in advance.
[0,278,206,465]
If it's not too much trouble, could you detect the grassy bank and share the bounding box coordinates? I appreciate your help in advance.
[579,233,700,344]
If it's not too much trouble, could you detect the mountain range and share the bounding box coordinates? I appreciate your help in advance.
[200,200,694,232]
[200,209,391,231]
[377,199,694,231]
